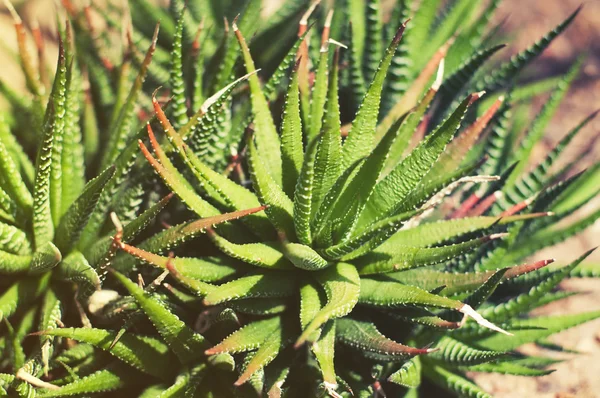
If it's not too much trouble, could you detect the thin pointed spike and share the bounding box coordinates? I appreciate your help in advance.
[299,0,321,34]
[2,0,21,23]
[15,369,59,390]
[138,138,166,176]
[150,95,185,150]
[120,242,164,265]
[108,327,128,350]
[459,304,513,336]
[110,212,124,246]
[433,58,445,91]
[504,258,555,279]
[185,206,268,232]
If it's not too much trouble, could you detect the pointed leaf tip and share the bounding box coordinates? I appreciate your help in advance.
[300,0,321,25]
[392,19,409,44]
[433,59,445,90]
[151,23,160,43]
[486,233,509,241]
[2,0,21,23]
[468,91,486,105]
[460,304,513,336]
[16,369,59,390]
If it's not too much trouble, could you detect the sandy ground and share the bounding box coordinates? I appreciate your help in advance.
[0,0,599,396]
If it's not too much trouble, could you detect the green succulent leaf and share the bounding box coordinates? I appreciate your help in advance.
[472,310,600,352]
[342,23,407,168]
[168,8,187,129]
[0,135,33,214]
[437,45,505,112]
[299,278,326,332]
[378,214,533,249]
[206,317,282,356]
[312,319,337,384]
[214,0,262,90]
[359,93,478,227]
[37,361,141,397]
[140,126,219,219]
[428,336,506,366]
[230,298,288,315]
[235,317,296,386]
[0,272,50,321]
[296,262,360,347]
[123,205,266,267]
[282,242,329,271]
[55,165,115,253]
[54,251,100,299]
[307,38,329,144]
[234,23,282,185]
[112,270,210,364]
[38,288,62,375]
[203,272,296,305]
[59,49,85,217]
[0,1,596,395]
[328,111,411,240]
[174,145,273,239]
[311,53,342,220]
[463,361,553,376]
[325,208,420,260]
[88,194,173,269]
[122,243,245,282]
[33,39,68,248]
[294,136,319,245]
[247,138,296,239]
[387,259,550,296]
[570,262,600,278]
[29,242,62,274]
[0,250,32,274]
[34,328,176,379]
[477,7,580,92]
[423,363,492,398]
[208,233,291,269]
[337,318,432,358]
[481,250,594,321]
[505,59,581,187]
[77,121,159,251]
[359,277,463,310]
[388,357,422,388]
[354,236,493,275]
[281,63,304,197]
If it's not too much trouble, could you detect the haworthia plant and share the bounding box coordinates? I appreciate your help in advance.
[0,0,598,397]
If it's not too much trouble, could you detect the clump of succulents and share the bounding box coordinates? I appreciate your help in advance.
[0,0,598,397]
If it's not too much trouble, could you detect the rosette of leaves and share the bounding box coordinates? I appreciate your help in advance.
[0,0,321,395]
[0,0,598,397]
[0,3,228,395]
[0,6,190,394]
[0,5,276,395]
[78,5,597,398]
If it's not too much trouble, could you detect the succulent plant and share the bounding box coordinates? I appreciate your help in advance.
[0,0,598,397]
